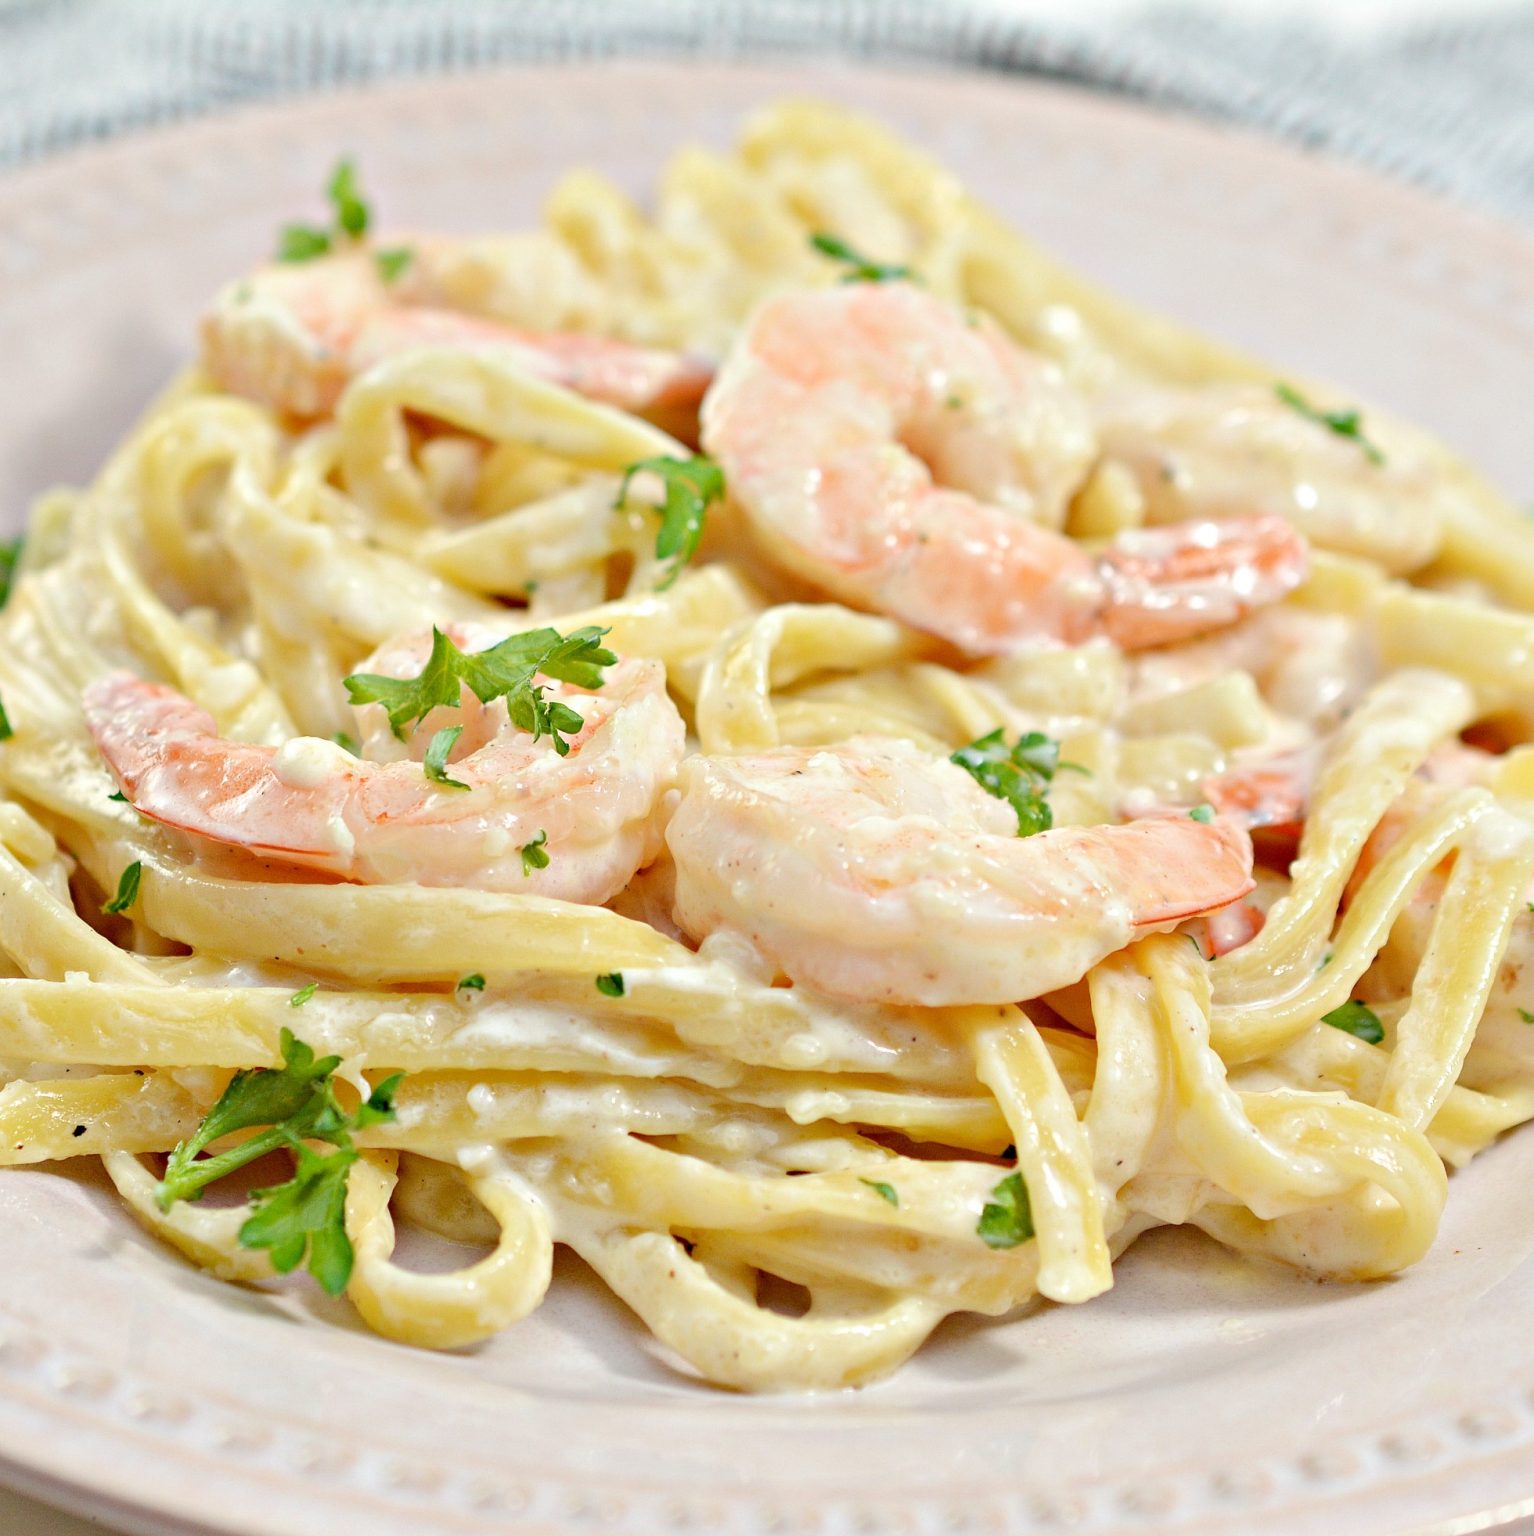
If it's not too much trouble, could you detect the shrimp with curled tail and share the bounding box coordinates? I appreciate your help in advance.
[82,623,685,902]
[202,250,713,421]
[666,737,1255,1005]
[702,283,1308,655]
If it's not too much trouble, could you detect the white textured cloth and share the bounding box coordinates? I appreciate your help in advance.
[0,0,1531,225]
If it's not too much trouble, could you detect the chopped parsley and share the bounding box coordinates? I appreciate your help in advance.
[0,536,22,609]
[101,861,142,916]
[277,157,373,264]
[154,1029,400,1296]
[374,246,414,284]
[950,729,1078,837]
[343,624,615,758]
[1188,803,1215,824]
[0,696,10,742]
[595,972,625,998]
[422,724,470,791]
[277,224,333,263]
[1519,1008,1534,1025]
[1275,383,1385,466]
[977,1170,1034,1249]
[289,983,318,1008]
[1322,999,1385,1045]
[616,455,725,590]
[520,829,549,876]
[457,973,486,993]
[331,731,360,756]
[859,1179,900,1208]
[809,231,913,284]
[108,790,128,803]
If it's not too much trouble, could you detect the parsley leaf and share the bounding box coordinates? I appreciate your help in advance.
[277,224,332,263]
[289,983,318,1008]
[327,158,369,239]
[154,1028,401,1296]
[276,159,372,263]
[860,1178,900,1208]
[457,973,486,992]
[1323,999,1385,1045]
[343,624,615,758]
[1275,383,1385,466]
[108,789,128,803]
[0,696,11,742]
[374,246,414,284]
[595,972,625,997]
[331,731,360,756]
[809,231,913,284]
[616,455,725,590]
[520,829,549,876]
[1189,803,1215,824]
[1519,1008,1534,1025]
[950,729,1073,836]
[0,537,23,609]
[423,725,470,791]
[977,1171,1034,1249]
[101,861,142,916]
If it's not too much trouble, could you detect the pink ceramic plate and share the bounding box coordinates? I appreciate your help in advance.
[1,61,1532,1536]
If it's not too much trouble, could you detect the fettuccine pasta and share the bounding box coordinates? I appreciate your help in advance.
[2,102,1531,1392]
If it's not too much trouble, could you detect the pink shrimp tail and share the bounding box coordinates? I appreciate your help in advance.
[1109,811,1257,930]
[1095,515,1309,650]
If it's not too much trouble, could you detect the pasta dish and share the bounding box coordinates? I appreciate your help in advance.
[2,101,1533,1393]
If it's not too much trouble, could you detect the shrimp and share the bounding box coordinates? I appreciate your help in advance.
[202,250,713,420]
[665,737,1255,1005]
[82,625,685,901]
[1097,384,1453,575]
[702,283,1308,656]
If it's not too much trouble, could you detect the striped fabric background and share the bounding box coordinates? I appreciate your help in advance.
[0,0,1531,225]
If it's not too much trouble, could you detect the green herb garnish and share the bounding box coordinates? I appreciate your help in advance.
[276,157,372,264]
[616,455,725,590]
[977,1171,1034,1249]
[809,232,913,284]
[101,861,142,916]
[289,983,318,1008]
[154,1029,400,1296]
[1189,803,1215,824]
[1322,999,1385,1045]
[1519,1008,1534,1025]
[374,246,414,284]
[0,696,11,742]
[422,724,470,791]
[950,729,1077,837]
[331,731,360,756]
[343,624,615,759]
[595,973,625,998]
[1275,383,1385,466]
[0,537,23,610]
[327,158,369,239]
[457,973,486,993]
[860,1179,900,1208]
[277,224,332,263]
[108,790,127,803]
[520,829,549,877]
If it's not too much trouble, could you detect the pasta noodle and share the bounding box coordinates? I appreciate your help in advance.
[2,100,1533,1393]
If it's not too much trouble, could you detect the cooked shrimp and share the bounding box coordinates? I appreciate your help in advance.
[702,283,1307,655]
[1097,384,1453,575]
[202,250,713,420]
[666,737,1254,1005]
[1200,745,1319,860]
[82,626,685,901]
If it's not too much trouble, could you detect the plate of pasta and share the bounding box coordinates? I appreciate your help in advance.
[2,58,1534,1536]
